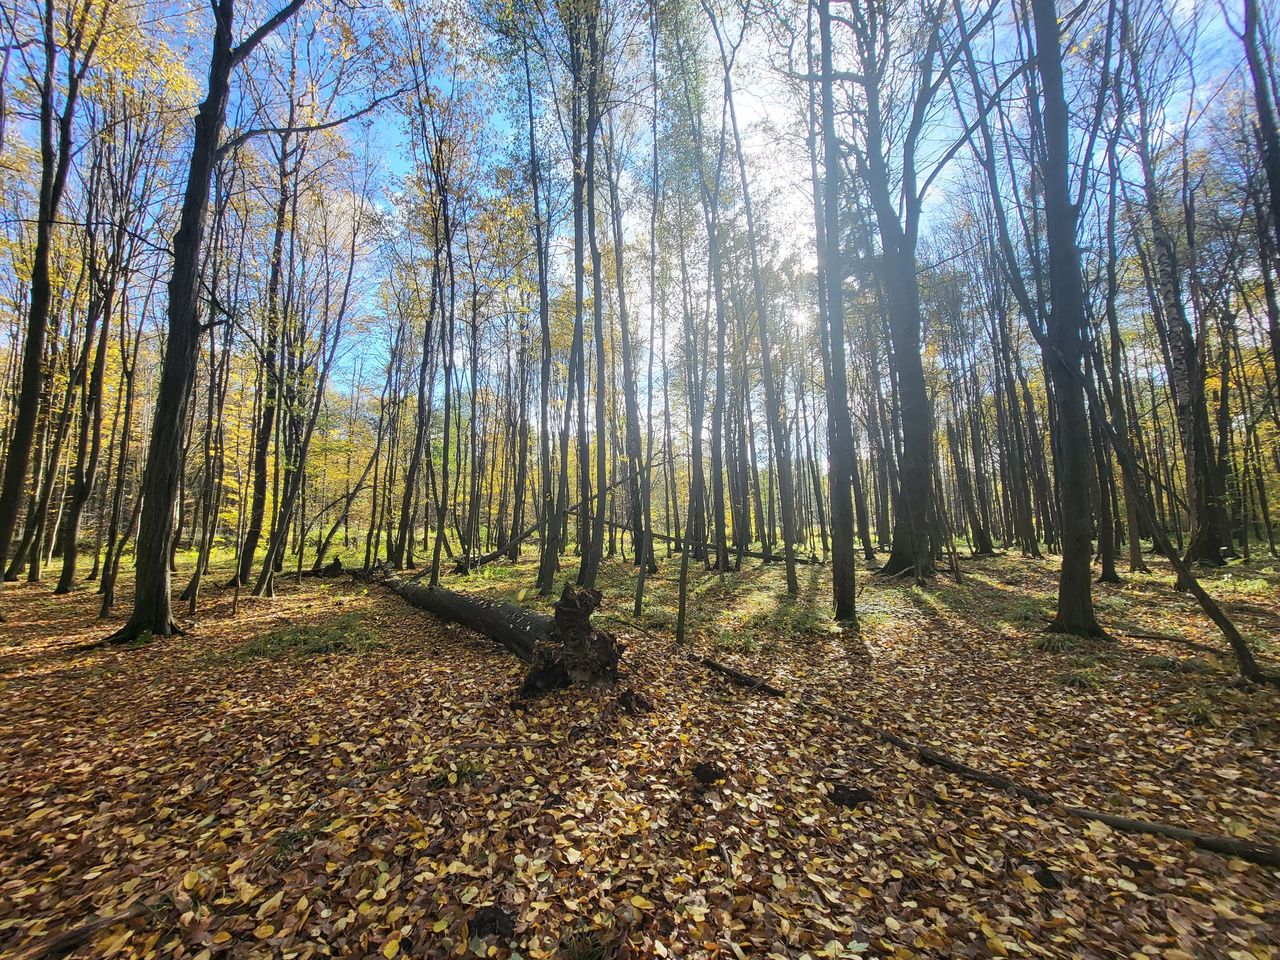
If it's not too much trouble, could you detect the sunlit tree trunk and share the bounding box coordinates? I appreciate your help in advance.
[1030,0,1105,637]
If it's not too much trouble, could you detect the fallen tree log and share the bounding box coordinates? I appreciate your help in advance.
[370,574,621,696]
[374,575,545,661]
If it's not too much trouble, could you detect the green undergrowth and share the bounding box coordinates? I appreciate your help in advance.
[235,613,380,659]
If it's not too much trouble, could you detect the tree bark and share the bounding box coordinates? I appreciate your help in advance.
[816,0,858,622]
[106,0,306,642]
[373,575,620,696]
[0,0,99,614]
[1243,0,1280,378]
[1031,0,1104,638]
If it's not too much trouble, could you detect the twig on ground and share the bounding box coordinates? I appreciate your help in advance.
[10,894,171,960]
[685,648,1280,868]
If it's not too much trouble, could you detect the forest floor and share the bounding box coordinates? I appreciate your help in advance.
[0,549,1278,959]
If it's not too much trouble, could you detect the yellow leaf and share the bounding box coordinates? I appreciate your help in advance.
[254,923,275,939]
[383,939,401,958]
[256,891,283,919]
[631,894,656,910]
[183,870,200,891]
[212,931,232,944]
[433,919,448,932]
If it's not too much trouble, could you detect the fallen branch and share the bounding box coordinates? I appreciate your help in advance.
[683,653,1280,868]
[850,715,1280,866]
[1081,340,1277,686]
[699,657,787,697]
[11,896,168,960]
[438,739,549,751]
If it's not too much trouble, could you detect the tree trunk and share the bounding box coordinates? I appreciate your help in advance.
[1243,0,1280,378]
[233,142,290,586]
[816,0,858,622]
[1031,0,1105,638]
[107,0,306,642]
[55,259,115,593]
[0,1,90,614]
[374,576,620,696]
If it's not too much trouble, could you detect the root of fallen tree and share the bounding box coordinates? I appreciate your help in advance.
[365,571,621,697]
[698,657,1280,869]
[367,576,1279,868]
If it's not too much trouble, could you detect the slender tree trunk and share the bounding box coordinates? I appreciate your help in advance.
[1031,0,1105,638]
[816,0,858,622]
[603,127,648,573]
[712,12,800,592]
[1244,0,1280,378]
[582,13,608,588]
[0,0,95,614]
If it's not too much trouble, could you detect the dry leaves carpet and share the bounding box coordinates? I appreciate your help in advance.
[0,553,1277,959]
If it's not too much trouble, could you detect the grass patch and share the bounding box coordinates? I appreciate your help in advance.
[1207,573,1272,596]
[267,826,318,865]
[1033,633,1090,654]
[1007,596,1049,623]
[642,606,675,631]
[1093,593,1136,614]
[121,630,156,650]
[1170,695,1217,728]
[1138,654,1212,675]
[237,613,380,659]
[713,629,760,654]
[426,757,486,790]
[1058,667,1101,690]
[560,927,606,960]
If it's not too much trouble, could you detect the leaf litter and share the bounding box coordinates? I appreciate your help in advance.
[0,553,1277,958]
